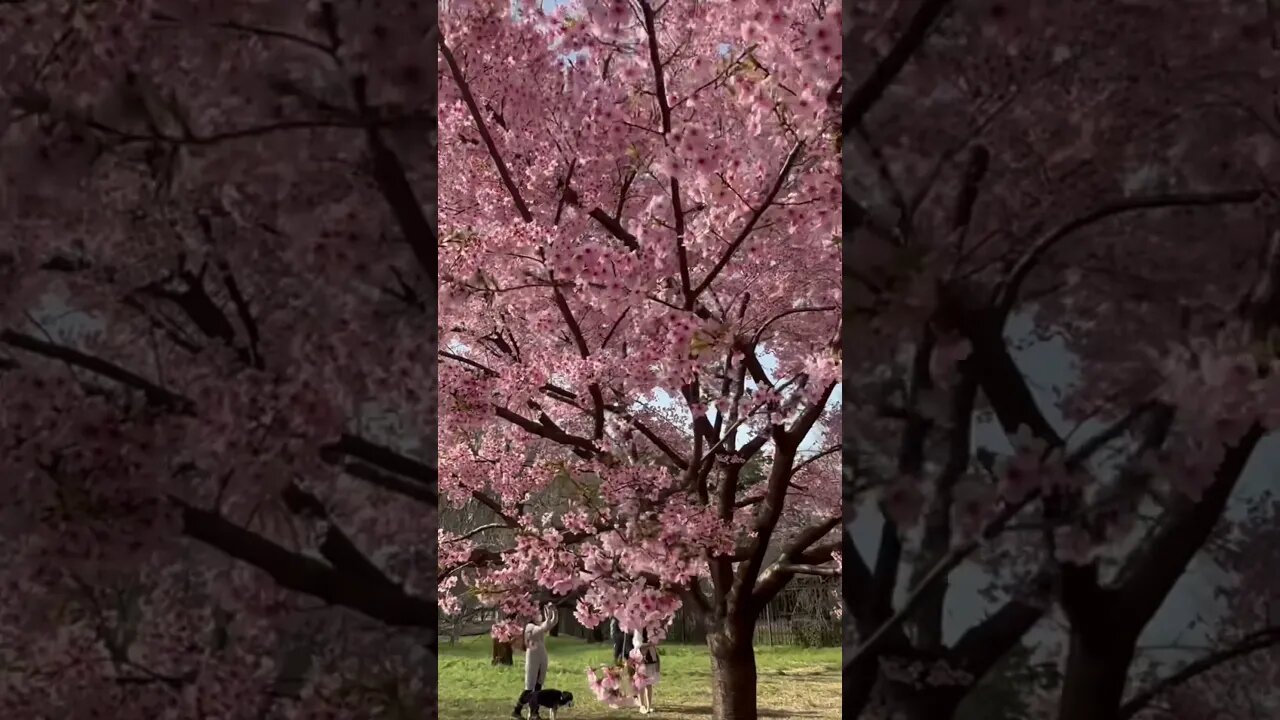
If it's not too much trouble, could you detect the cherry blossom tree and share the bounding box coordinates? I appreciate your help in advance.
[846,1,1280,720]
[1127,493,1280,720]
[437,1,840,717]
[2,1,438,716]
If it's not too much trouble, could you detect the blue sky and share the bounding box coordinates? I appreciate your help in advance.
[646,352,841,457]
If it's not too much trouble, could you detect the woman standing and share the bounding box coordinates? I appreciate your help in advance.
[610,617,636,702]
[631,627,660,714]
[609,617,633,665]
[512,604,558,719]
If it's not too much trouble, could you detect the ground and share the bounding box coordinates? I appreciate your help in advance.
[438,635,840,719]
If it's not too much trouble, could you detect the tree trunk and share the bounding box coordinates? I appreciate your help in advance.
[708,631,758,720]
[589,624,604,643]
[1056,630,1135,720]
[492,637,513,666]
[844,649,881,718]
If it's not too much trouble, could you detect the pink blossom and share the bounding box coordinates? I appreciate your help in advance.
[883,476,927,528]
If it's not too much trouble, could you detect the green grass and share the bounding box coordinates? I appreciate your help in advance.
[438,635,840,719]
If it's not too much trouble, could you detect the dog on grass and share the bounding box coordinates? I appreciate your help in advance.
[520,689,573,719]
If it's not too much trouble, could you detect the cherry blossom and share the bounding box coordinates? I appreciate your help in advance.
[438,1,839,715]
[846,1,1280,719]
[2,0,438,715]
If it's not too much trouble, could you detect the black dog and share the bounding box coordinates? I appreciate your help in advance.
[527,689,573,720]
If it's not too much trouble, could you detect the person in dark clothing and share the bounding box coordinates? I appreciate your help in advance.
[609,617,633,665]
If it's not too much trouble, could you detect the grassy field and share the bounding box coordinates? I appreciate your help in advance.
[438,635,840,719]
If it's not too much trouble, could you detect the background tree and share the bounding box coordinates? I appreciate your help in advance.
[437,1,840,718]
[845,1,1280,719]
[1,1,438,716]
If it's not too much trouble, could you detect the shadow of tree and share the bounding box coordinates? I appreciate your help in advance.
[657,705,823,718]
[761,674,839,682]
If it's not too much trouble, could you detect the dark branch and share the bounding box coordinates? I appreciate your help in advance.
[691,142,804,299]
[320,434,435,488]
[997,190,1261,314]
[844,0,955,134]
[1,329,194,413]
[1118,626,1280,720]
[438,35,533,222]
[350,77,437,280]
[176,498,436,635]
[281,483,398,587]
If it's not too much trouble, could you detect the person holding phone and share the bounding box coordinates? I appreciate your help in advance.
[512,604,559,719]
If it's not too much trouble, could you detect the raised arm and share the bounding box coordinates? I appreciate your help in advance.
[533,605,558,635]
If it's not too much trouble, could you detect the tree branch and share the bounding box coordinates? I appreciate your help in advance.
[997,190,1261,314]
[320,434,435,488]
[470,490,520,527]
[176,498,436,634]
[280,483,397,587]
[1118,626,1280,720]
[843,491,1038,673]
[845,0,955,135]
[731,429,801,609]
[327,459,436,506]
[351,77,437,280]
[1,329,194,413]
[691,142,804,299]
[587,207,640,251]
[438,34,533,222]
[776,563,839,577]
[912,372,978,650]
[637,0,674,134]
[549,284,606,440]
[1115,423,1264,626]
[752,515,840,607]
[494,406,601,459]
[450,523,508,542]
[949,567,1053,681]
[792,444,841,476]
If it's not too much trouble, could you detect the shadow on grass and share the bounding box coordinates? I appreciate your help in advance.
[670,667,834,676]
[658,706,824,718]
[442,699,832,720]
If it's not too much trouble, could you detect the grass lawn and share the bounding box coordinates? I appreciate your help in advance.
[438,635,840,719]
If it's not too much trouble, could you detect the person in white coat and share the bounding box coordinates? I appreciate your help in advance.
[512,604,559,719]
[631,627,660,714]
